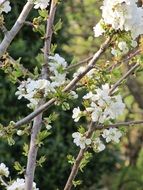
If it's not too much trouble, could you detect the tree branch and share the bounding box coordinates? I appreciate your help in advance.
[0,2,34,58]
[25,1,57,189]
[108,48,141,72]
[109,63,140,95]
[25,112,43,190]
[65,56,93,71]
[0,0,7,6]
[42,1,57,79]
[96,120,143,129]
[64,122,94,190]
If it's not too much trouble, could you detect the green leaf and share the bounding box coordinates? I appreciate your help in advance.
[7,136,15,146]
[51,44,57,54]
[80,151,92,172]
[37,156,46,167]
[73,180,82,187]
[53,19,63,34]
[36,130,51,147]
[67,155,75,165]
[78,126,85,134]
[38,9,48,19]
[43,112,58,125]
[22,143,29,157]
[62,102,70,111]
[37,24,45,36]
[14,161,25,175]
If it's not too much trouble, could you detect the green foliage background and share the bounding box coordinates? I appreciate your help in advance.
[0,1,143,189]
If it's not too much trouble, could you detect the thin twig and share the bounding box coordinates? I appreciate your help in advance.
[96,120,143,130]
[0,176,8,187]
[42,1,57,79]
[108,48,141,72]
[0,0,7,6]
[109,63,140,95]
[0,2,34,58]
[65,56,93,71]
[64,37,112,92]
[24,21,34,27]
[0,25,8,34]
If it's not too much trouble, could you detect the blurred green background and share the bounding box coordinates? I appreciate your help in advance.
[0,1,143,189]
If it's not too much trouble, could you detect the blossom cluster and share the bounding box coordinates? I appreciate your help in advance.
[72,83,125,151]
[28,0,50,10]
[0,0,11,14]
[7,178,38,190]
[15,78,54,108]
[102,128,122,143]
[72,132,91,149]
[111,40,137,57]
[72,127,122,151]
[93,0,143,57]
[15,54,67,108]
[0,163,9,177]
[0,163,38,190]
[48,53,67,87]
[72,83,125,123]
[94,0,143,39]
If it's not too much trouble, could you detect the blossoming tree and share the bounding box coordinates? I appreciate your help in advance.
[0,0,143,189]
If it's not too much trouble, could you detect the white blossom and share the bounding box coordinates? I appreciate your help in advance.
[50,72,66,87]
[16,54,68,108]
[86,102,102,122]
[17,130,24,136]
[7,178,38,190]
[72,132,91,149]
[93,19,105,37]
[0,0,11,14]
[15,79,55,108]
[83,92,94,100]
[102,128,122,143]
[111,41,131,57]
[28,0,50,10]
[48,54,68,86]
[111,48,120,57]
[95,83,111,106]
[94,0,143,40]
[93,138,105,152]
[118,41,129,54]
[72,107,82,122]
[70,91,78,99]
[106,95,125,119]
[83,83,125,123]
[84,84,111,106]
[49,53,67,74]
[131,40,138,48]
[46,124,52,130]
[0,163,9,177]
